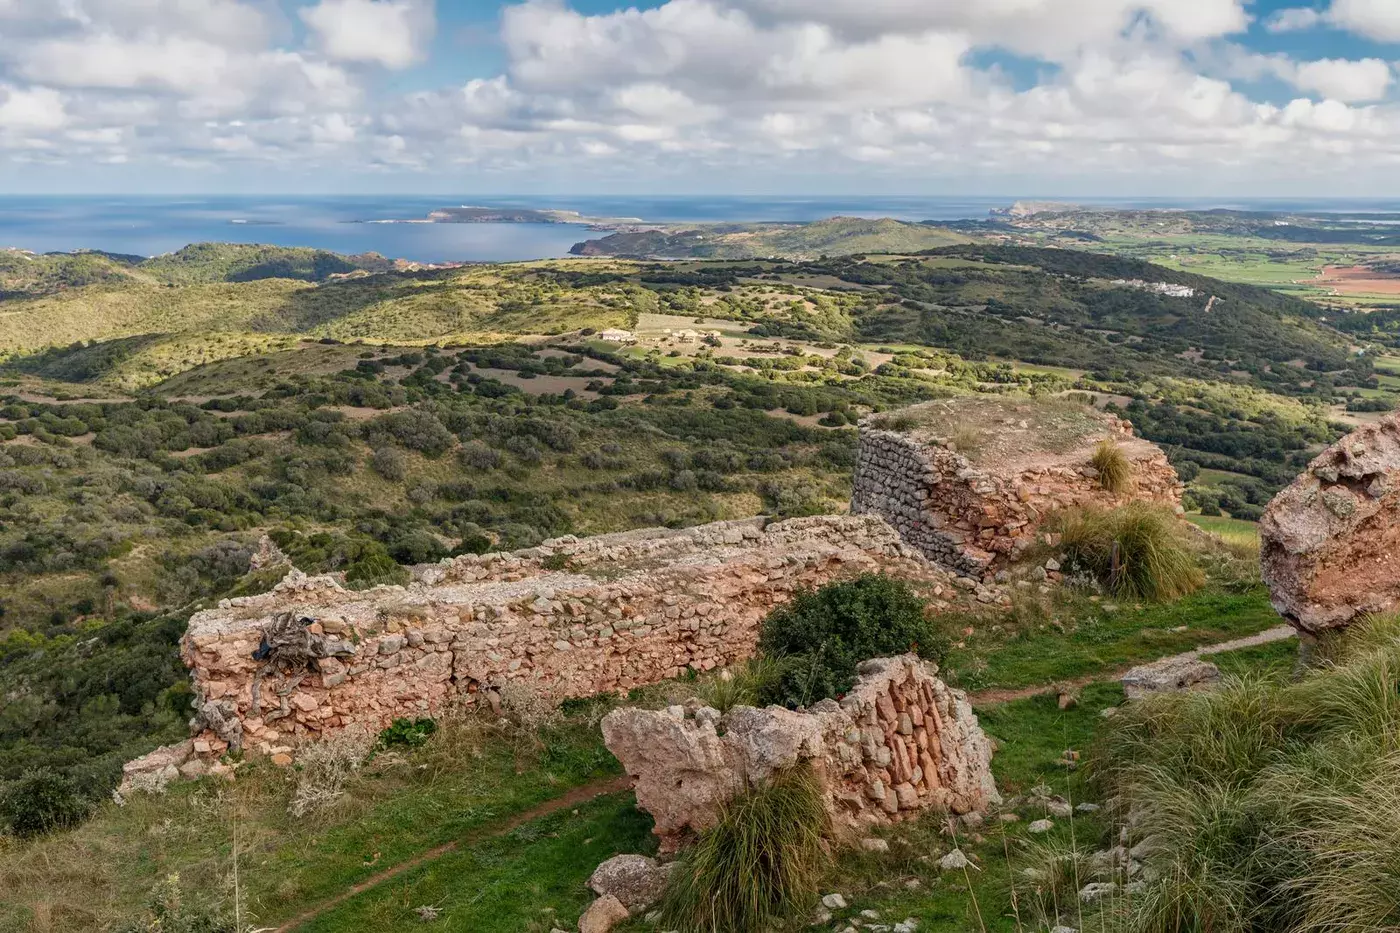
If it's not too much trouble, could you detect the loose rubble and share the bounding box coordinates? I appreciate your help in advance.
[601,655,999,853]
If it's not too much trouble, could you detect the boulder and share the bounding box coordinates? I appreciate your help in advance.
[578,895,628,933]
[1261,415,1400,633]
[587,855,671,912]
[1121,657,1220,700]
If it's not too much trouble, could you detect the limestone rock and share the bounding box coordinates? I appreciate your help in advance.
[1121,657,1220,700]
[939,849,970,871]
[118,741,194,796]
[1261,415,1400,633]
[602,655,999,853]
[587,855,671,911]
[578,895,629,933]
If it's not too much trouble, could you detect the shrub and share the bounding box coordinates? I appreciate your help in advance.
[1090,438,1133,494]
[757,574,946,708]
[369,446,407,482]
[344,550,410,590]
[659,765,828,933]
[0,768,89,838]
[376,717,436,750]
[1057,504,1203,601]
[289,727,373,817]
[459,442,502,471]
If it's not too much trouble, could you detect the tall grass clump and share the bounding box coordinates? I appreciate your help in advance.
[1087,615,1400,933]
[1091,439,1134,495]
[659,765,829,933]
[1057,504,1204,601]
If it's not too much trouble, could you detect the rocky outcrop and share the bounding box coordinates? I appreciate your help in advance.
[601,655,998,853]
[1261,415,1400,633]
[182,516,964,761]
[852,398,1181,580]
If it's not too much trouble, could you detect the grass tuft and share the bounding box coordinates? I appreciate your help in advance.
[659,765,829,933]
[1058,504,1204,602]
[1091,439,1134,495]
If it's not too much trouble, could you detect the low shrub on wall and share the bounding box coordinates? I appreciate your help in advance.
[757,574,948,709]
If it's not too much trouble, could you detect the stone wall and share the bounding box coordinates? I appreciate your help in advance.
[601,655,999,853]
[182,515,962,761]
[852,399,1182,579]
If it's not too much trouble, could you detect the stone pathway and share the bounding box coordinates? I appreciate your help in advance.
[968,625,1296,707]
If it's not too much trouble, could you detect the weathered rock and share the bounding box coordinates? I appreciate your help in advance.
[602,655,999,853]
[117,741,193,797]
[1261,415,1400,633]
[1028,819,1054,834]
[587,855,671,911]
[578,895,629,933]
[1121,657,1221,700]
[938,849,971,871]
[852,397,1182,580]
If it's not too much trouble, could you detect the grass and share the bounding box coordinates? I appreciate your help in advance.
[1058,504,1205,601]
[0,711,621,931]
[1089,615,1400,933]
[941,586,1280,692]
[297,793,655,933]
[1186,513,1259,550]
[659,765,829,933]
[1091,439,1133,494]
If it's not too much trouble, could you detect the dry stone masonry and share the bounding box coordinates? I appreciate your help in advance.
[601,655,999,853]
[1261,413,1400,633]
[853,397,1182,579]
[181,515,961,761]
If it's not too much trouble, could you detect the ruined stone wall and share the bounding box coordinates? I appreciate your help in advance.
[183,515,958,761]
[852,410,1182,579]
[602,655,999,853]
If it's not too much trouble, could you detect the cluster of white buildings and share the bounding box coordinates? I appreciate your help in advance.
[1111,279,1197,299]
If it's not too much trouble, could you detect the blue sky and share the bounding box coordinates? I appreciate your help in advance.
[3,0,1400,195]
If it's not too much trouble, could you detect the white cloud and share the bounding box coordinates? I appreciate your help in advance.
[4,0,1400,190]
[1291,58,1392,102]
[300,0,434,69]
[0,85,67,131]
[1327,0,1400,41]
[1264,8,1323,32]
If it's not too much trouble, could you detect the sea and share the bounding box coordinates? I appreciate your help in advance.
[8,194,1400,264]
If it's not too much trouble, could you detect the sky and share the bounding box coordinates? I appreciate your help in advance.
[4,0,1400,195]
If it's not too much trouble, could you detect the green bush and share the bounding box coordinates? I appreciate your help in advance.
[659,765,828,933]
[757,574,945,708]
[376,717,436,750]
[1057,503,1204,601]
[0,768,89,838]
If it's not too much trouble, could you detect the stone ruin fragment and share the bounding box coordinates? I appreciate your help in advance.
[852,397,1182,580]
[174,515,967,768]
[601,655,999,854]
[1261,413,1400,634]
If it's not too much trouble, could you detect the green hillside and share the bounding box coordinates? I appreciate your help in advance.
[571,216,971,259]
